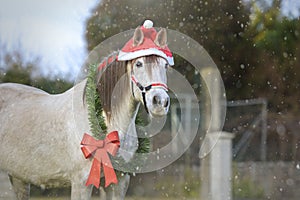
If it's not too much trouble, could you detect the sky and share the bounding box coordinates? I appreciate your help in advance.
[0,0,99,79]
[0,0,299,80]
[281,0,300,17]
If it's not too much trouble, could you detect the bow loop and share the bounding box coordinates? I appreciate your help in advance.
[104,131,120,156]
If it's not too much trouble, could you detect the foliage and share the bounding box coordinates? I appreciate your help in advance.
[232,163,265,198]
[85,63,107,139]
[154,167,200,198]
[243,1,300,114]
[233,177,265,199]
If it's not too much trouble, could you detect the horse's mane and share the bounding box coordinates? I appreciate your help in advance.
[96,54,129,121]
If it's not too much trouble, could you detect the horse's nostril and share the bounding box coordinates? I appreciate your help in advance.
[164,98,169,108]
[153,95,169,108]
[153,95,161,105]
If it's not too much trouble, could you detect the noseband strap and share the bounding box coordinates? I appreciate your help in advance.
[131,75,168,113]
[131,75,168,92]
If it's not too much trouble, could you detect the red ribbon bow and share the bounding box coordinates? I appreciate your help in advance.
[81,131,120,188]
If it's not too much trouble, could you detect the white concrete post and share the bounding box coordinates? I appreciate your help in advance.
[200,132,234,200]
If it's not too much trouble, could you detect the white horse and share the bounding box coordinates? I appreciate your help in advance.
[0,26,171,199]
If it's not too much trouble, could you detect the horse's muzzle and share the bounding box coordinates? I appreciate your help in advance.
[146,89,170,117]
[152,94,169,108]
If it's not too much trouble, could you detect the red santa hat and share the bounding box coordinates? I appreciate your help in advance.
[118,20,174,66]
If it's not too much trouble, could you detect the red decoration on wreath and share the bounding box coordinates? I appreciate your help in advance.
[81,131,120,188]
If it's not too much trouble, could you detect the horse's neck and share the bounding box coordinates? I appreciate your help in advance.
[107,84,135,134]
[107,80,139,162]
[73,78,135,136]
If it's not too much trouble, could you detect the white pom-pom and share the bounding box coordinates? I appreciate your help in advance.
[143,20,153,29]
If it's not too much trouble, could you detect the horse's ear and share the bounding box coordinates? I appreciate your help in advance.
[133,27,144,47]
[154,28,167,48]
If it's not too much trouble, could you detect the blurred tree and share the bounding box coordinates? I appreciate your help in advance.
[244,0,300,114]
[0,49,72,94]
[0,50,33,85]
[238,0,300,161]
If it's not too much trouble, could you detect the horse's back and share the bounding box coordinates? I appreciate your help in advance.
[0,83,49,102]
[0,83,50,119]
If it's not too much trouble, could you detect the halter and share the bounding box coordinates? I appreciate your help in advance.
[130,73,168,113]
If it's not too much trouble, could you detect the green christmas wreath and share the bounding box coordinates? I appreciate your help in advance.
[85,64,150,173]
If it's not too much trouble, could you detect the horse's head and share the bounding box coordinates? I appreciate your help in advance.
[125,25,172,117]
[97,20,174,122]
[130,55,169,117]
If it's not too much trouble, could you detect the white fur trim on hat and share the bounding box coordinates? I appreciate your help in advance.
[118,48,174,66]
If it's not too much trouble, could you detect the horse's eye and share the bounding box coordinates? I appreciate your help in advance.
[136,61,143,68]
[165,63,169,69]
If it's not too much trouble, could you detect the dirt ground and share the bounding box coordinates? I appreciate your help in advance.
[30,197,196,200]
[31,197,197,200]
